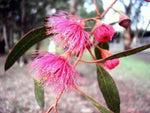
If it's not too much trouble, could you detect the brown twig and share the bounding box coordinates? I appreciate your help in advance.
[46,104,54,113]
[93,0,101,17]
[79,45,105,64]
[73,49,84,67]
[46,88,65,113]
[100,0,118,19]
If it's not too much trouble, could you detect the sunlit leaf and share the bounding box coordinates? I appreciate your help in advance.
[97,65,120,113]
[34,79,44,109]
[4,26,53,71]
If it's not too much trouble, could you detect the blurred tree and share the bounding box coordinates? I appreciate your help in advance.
[0,0,103,54]
[0,0,20,53]
[70,0,79,15]
[79,0,103,18]
[119,0,147,49]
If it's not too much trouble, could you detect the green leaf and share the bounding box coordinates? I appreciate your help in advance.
[34,79,44,109]
[78,88,112,113]
[94,43,120,112]
[94,42,109,59]
[97,65,120,113]
[104,43,150,61]
[4,26,53,71]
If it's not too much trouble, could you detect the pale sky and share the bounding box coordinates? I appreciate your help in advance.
[84,0,150,31]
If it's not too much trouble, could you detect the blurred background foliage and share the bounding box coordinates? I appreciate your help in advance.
[0,0,103,54]
[0,0,149,55]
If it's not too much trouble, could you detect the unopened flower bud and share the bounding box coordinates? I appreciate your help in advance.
[144,0,150,2]
[119,14,131,29]
[94,23,115,43]
[100,48,119,69]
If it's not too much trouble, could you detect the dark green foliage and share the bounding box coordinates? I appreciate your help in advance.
[4,26,53,71]
[94,42,109,59]
[94,43,120,113]
[97,65,120,113]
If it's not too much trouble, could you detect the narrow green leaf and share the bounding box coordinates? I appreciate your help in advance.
[78,89,112,113]
[97,65,120,113]
[4,26,53,71]
[34,79,44,109]
[95,44,120,113]
[104,43,150,61]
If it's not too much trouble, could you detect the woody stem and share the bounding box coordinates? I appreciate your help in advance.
[79,58,104,64]
[79,44,108,63]
[74,49,84,67]
[87,48,97,61]
[79,48,105,64]
[93,0,100,17]
[94,43,102,51]
[100,0,118,19]
[111,7,121,14]
[46,88,65,113]
[46,105,54,113]
[83,0,118,23]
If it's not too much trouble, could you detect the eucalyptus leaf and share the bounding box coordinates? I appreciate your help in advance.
[4,26,53,71]
[103,43,150,61]
[77,88,112,113]
[94,43,120,113]
[97,65,120,113]
[34,79,44,109]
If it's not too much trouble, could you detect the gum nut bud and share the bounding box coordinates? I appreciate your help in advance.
[94,24,115,43]
[144,0,150,2]
[119,14,131,29]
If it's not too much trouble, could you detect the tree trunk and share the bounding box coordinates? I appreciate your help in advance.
[0,37,5,54]
[21,0,25,37]
[18,0,28,66]
[8,18,14,48]
[124,27,132,50]
[70,0,79,15]
[2,23,9,49]
[132,29,139,47]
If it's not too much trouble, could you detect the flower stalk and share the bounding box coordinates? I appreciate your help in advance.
[46,88,64,113]
[93,0,101,17]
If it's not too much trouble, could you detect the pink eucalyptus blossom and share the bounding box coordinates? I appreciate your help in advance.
[30,51,80,93]
[101,49,119,70]
[46,11,91,56]
[94,24,115,43]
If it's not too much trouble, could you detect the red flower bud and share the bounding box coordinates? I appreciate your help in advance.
[100,48,119,69]
[119,14,131,29]
[94,24,115,43]
[144,0,150,2]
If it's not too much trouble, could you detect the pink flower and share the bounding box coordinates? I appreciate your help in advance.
[101,49,119,69]
[46,11,91,56]
[94,24,115,43]
[30,51,80,93]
